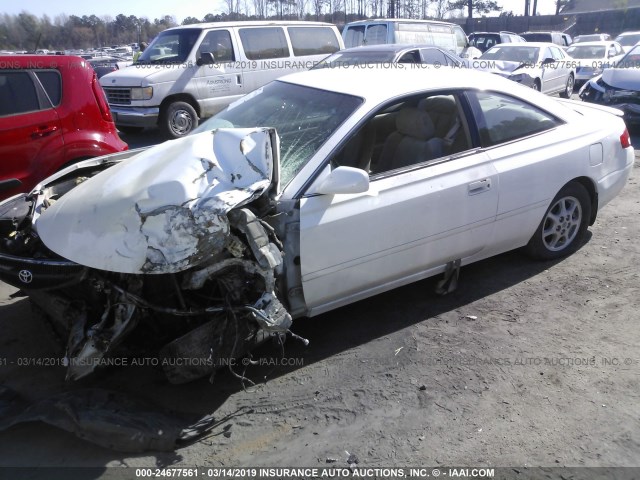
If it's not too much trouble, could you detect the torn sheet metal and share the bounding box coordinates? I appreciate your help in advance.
[0,386,216,452]
[35,128,275,274]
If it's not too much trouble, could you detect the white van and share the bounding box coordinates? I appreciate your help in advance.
[342,19,480,59]
[100,21,343,138]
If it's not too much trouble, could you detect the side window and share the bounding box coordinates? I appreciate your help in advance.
[344,26,365,47]
[470,91,561,147]
[364,24,387,45]
[239,27,289,60]
[550,46,564,60]
[34,70,62,106]
[398,50,420,63]
[332,93,471,176]
[453,26,468,49]
[420,48,448,65]
[0,71,39,116]
[288,27,340,56]
[197,30,235,62]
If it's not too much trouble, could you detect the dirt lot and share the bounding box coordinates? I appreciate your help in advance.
[0,154,638,476]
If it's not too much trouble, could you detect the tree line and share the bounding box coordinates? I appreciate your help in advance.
[0,1,569,51]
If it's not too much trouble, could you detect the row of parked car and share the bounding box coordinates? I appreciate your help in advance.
[2,19,640,203]
[0,18,635,387]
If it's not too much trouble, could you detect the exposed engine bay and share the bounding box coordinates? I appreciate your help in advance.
[0,128,303,384]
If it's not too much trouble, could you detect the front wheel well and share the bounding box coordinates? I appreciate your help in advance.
[159,94,200,118]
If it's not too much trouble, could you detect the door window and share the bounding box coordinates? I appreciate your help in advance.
[332,93,471,176]
[239,27,290,60]
[34,70,62,106]
[469,91,561,146]
[288,27,340,56]
[0,72,39,116]
[197,30,235,62]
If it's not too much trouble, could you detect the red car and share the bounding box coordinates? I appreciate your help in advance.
[0,55,127,200]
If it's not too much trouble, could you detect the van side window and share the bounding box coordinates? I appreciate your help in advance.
[239,27,290,60]
[0,72,39,116]
[288,27,340,55]
[34,70,62,106]
[197,30,235,63]
[428,24,455,51]
[344,26,365,47]
[365,24,387,45]
[453,26,468,49]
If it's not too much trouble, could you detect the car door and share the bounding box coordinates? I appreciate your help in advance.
[550,45,573,93]
[195,29,245,117]
[298,92,499,314]
[0,70,64,196]
[465,90,568,253]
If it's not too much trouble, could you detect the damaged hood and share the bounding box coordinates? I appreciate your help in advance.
[601,67,640,91]
[36,128,277,274]
[482,60,529,75]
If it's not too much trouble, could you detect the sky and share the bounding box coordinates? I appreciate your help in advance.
[3,0,560,23]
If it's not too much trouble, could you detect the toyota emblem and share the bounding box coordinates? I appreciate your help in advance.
[18,270,33,284]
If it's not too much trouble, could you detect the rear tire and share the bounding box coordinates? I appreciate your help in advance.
[559,74,574,98]
[525,182,591,260]
[160,101,198,139]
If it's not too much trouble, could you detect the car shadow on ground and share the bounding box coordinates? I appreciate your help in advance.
[0,231,592,465]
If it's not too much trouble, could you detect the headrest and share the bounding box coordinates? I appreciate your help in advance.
[418,96,457,113]
[396,108,435,139]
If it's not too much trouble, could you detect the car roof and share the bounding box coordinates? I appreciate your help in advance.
[616,31,640,36]
[0,55,87,67]
[163,20,334,32]
[278,66,534,104]
[345,18,454,26]
[336,44,452,54]
[486,42,554,48]
[567,41,615,47]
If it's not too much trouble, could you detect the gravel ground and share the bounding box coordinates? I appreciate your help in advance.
[0,141,638,480]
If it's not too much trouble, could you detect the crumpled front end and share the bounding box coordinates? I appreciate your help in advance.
[0,128,298,384]
[579,70,640,124]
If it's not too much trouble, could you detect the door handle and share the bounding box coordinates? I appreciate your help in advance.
[31,125,59,139]
[236,74,242,86]
[468,178,491,195]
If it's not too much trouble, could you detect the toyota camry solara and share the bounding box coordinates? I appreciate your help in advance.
[0,67,633,383]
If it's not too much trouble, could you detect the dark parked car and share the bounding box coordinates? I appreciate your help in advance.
[573,33,611,43]
[87,56,130,78]
[521,31,572,47]
[0,55,128,200]
[314,44,467,68]
[579,44,640,124]
[468,31,525,53]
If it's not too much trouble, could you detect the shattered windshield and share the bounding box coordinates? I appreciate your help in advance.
[195,81,363,186]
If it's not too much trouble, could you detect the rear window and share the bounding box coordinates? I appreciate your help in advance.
[288,27,340,56]
[0,71,39,116]
[365,24,388,45]
[522,33,552,42]
[239,27,290,60]
[34,70,62,106]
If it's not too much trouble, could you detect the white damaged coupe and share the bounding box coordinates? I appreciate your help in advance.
[0,67,633,383]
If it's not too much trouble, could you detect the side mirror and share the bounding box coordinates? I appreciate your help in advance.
[542,57,555,65]
[314,166,369,195]
[197,52,215,66]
